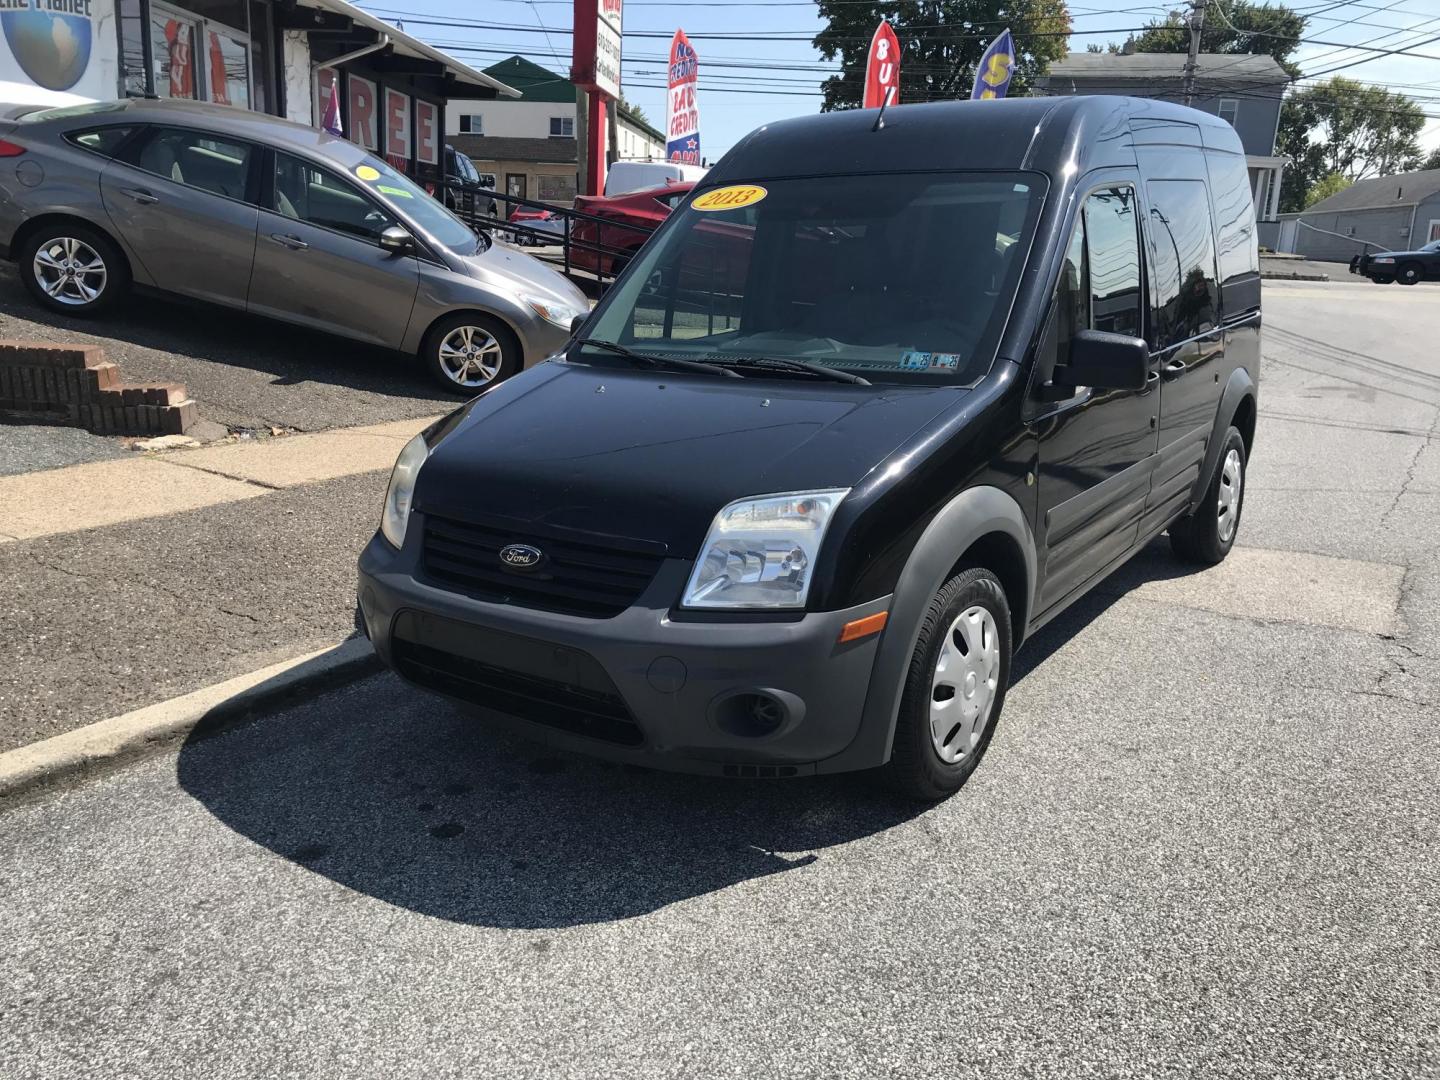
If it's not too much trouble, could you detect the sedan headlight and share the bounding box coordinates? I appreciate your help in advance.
[380,433,429,549]
[682,490,849,610]
[524,293,587,329]
[1374,257,1395,264]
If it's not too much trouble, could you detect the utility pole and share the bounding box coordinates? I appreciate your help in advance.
[1183,0,1206,107]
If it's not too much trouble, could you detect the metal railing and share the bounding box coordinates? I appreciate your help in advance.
[438,183,656,291]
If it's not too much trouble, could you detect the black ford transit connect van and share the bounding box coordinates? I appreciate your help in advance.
[357,96,1259,800]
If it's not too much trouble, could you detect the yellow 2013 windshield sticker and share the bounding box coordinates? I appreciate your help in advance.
[692,184,767,212]
[355,165,381,181]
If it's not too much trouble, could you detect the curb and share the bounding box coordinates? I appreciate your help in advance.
[0,638,381,803]
[1261,271,1330,282]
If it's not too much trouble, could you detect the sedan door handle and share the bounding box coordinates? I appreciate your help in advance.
[121,187,158,205]
[268,233,308,251]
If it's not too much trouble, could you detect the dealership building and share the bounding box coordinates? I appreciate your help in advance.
[0,0,515,186]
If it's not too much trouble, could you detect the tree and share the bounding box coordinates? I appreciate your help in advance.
[813,0,1070,112]
[1303,172,1350,208]
[1422,146,1440,171]
[1131,0,1307,77]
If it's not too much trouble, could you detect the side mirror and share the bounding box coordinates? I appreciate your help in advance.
[569,314,587,337]
[378,226,415,254]
[1053,329,1150,392]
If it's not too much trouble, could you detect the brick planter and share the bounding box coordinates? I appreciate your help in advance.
[0,341,198,436]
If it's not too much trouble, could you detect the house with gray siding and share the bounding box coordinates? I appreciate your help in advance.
[1035,52,1288,223]
[1271,170,1440,261]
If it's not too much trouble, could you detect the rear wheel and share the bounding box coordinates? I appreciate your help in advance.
[882,567,1012,801]
[421,313,520,396]
[1398,262,1423,286]
[1170,426,1246,565]
[20,223,129,316]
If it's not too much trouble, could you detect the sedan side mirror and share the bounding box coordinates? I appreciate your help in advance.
[570,314,587,337]
[378,226,415,254]
[1052,329,1150,392]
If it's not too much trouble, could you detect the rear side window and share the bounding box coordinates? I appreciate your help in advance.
[1207,153,1259,312]
[65,126,133,158]
[1145,180,1219,350]
[133,128,254,202]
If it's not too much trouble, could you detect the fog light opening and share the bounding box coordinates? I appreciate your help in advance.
[714,692,788,738]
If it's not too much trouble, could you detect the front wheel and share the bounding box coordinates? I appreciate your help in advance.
[882,567,1012,801]
[1170,426,1246,564]
[1397,262,1423,286]
[421,313,520,396]
[20,223,129,316]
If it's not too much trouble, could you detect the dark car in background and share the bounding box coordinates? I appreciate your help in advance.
[0,99,587,394]
[442,144,498,220]
[358,96,1260,800]
[571,181,693,273]
[1351,239,1440,285]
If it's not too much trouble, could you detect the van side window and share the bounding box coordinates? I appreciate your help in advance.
[1084,187,1142,337]
[1145,180,1219,349]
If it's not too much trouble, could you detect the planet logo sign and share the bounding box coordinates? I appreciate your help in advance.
[665,29,699,165]
[1,0,95,93]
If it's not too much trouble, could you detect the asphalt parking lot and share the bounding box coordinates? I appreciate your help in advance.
[2,279,1438,1078]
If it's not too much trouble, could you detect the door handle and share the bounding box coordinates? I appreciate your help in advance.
[269,233,308,250]
[1161,358,1187,380]
[121,187,158,205]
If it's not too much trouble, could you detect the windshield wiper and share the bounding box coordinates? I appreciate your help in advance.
[706,355,871,386]
[575,338,742,378]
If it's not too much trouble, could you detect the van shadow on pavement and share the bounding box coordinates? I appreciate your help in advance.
[177,537,1191,929]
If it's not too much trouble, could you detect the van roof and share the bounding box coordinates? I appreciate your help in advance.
[703,96,1239,185]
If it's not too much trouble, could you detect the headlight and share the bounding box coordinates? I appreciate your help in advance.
[524,293,586,328]
[682,489,849,610]
[380,433,429,549]
[1374,257,1395,264]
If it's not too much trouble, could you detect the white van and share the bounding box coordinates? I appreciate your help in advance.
[604,160,707,196]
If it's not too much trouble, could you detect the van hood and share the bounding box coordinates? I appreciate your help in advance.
[414,361,960,555]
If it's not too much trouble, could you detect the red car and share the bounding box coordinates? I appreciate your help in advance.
[572,181,693,273]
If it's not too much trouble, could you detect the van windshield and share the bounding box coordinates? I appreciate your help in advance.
[582,171,1045,384]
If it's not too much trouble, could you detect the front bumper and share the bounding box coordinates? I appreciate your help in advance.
[357,526,892,776]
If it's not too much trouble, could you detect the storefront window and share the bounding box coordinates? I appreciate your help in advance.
[538,173,576,202]
[119,0,150,96]
[152,11,197,99]
[207,28,250,108]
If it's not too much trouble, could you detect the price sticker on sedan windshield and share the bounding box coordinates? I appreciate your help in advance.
[692,185,767,212]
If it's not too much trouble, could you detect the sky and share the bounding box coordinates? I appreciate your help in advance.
[353,0,1440,160]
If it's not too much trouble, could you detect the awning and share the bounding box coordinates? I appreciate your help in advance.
[295,0,520,98]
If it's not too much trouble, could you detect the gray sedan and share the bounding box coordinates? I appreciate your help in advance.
[0,98,589,394]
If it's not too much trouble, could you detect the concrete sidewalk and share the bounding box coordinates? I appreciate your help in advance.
[1,413,439,752]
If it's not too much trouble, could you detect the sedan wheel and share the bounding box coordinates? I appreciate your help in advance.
[32,236,108,306]
[438,325,504,388]
[1398,263,1423,286]
[423,313,519,395]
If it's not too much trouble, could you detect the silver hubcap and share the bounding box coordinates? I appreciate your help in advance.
[930,605,1001,764]
[1217,447,1243,542]
[33,236,107,306]
[438,325,503,387]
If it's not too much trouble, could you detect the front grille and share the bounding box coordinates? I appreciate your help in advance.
[421,515,666,618]
[393,637,644,746]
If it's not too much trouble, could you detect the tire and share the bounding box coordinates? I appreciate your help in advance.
[1397,262,1423,286]
[1170,426,1246,565]
[882,567,1012,801]
[19,222,129,316]
[421,312,520,396]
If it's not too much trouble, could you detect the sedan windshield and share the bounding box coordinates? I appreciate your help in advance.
[355,153,483,254]
[583,171,1045,383]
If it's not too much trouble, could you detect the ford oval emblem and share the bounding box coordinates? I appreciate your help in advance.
[498,543,545,571]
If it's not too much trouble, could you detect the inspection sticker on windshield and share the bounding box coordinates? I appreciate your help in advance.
[929,353,961,370]
[900,351,931,370]
[692,184,767,212]
[355,165,381,181]
[377,184,413,198]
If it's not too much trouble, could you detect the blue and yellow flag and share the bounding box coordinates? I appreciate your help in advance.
[970,29,1016,100]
